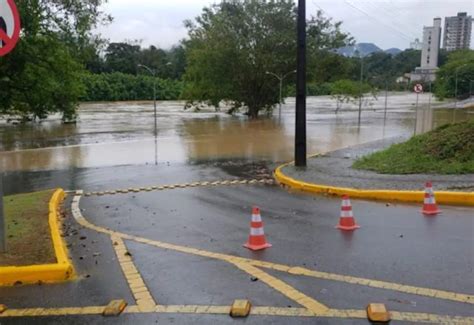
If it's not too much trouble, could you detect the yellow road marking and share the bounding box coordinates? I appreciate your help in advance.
[72,194,474,306]
[2,305,474,323]
[0,306,104,317]
[70,194,474,322]
[231,262,328,315]
[261,265,474,305]
[111,236,156,312]
[154,305,230,314]
[389,311,474,324]
[83,178,274,196]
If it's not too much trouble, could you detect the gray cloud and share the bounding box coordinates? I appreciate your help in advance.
[96,0,474,50]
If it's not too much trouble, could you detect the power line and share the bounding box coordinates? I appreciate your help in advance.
[343,0,414,42]
[364,0,420,39]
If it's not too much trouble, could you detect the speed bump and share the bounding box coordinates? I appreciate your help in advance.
[103,299,127,317]
[367,303,390,322]
[230,299,251,317]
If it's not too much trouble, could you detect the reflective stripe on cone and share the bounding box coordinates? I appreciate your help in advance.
[336,195,360,231]
[244,206,272,251]
[422,182,441,215]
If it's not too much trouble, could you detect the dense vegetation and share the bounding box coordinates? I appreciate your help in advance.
[182,2,351,117]
[434,50,474,100]
[0,0,111,121]
[0,0,472,122]
[80,73,183,102]
[353,120,474,174]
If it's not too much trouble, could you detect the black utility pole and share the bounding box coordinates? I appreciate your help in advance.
[295,0,307,167]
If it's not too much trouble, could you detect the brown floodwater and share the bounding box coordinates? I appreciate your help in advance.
[0,93,472,172]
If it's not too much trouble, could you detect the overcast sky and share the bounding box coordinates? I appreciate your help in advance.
[96,0,474,50]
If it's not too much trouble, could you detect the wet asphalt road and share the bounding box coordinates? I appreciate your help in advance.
[1,162,473,324]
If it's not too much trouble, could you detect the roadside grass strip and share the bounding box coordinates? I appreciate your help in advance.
[0,189,74,286]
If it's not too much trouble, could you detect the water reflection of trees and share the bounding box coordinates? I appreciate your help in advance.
[0,120,77,151]
[0,145,85,173]
[180,117,293,162]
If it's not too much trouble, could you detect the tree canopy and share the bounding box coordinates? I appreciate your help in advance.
[0,0,110,121]
[182,0,351,118]
[435,50,474,100]
[103,43,187,80]
[331,79,375,113]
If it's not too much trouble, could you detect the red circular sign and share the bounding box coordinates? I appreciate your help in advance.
[0,0,21,56]
[414,84,423,93]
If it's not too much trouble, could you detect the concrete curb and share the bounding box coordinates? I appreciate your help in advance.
[274,162,474,207]
[0,189,75,286]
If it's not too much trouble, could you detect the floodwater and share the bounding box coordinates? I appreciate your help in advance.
[0,93,472,172]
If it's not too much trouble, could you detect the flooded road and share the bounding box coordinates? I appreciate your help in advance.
[0,93,472,172]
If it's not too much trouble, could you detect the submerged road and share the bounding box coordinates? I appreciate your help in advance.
[1,163,473,324]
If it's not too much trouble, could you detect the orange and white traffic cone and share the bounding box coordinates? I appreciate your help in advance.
[243,207,272,251]
[422,182,441,215]
[336,195,360,231]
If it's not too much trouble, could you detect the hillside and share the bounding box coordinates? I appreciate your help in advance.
[353,120,474,174]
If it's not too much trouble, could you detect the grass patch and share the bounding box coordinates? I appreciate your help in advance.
[0,190,56,266]
[353,119,474,174]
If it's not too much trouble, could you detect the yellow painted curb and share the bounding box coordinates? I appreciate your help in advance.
[0,189,75,286]
[274,162,474,207]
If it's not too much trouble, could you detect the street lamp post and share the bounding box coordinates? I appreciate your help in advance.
[383,78,388,126]
[265,70,297,122]
[358,54,364,125]
[138,64,158,165]
[295,0,306,167]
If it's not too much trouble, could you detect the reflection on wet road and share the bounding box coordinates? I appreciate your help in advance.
[0,94,472,172]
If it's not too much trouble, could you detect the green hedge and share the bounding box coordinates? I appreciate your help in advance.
[80,72,184,102]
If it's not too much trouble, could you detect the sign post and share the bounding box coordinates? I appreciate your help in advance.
[0,0,20,252]
[413,84,423,135]
[0,0,21,57]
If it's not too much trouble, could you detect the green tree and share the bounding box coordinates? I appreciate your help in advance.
[104,43,187,80]
[80,72,183,101]
[390,49,421,76]
[105,42,141,74]
[435,50,474,100]
[331,79,375,113]
[167,45,187,80]
[182,1,350,118]
[0,0,110,121]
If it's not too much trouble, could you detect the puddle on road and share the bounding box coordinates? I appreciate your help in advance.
[0,93,472,172]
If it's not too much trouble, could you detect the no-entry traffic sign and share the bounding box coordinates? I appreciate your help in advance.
[414,84,423,93]
[0,0,21,56]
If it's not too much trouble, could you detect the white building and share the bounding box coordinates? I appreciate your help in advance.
[410,38,422,50]
[411,18,442,82]
[443,12,472,51]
